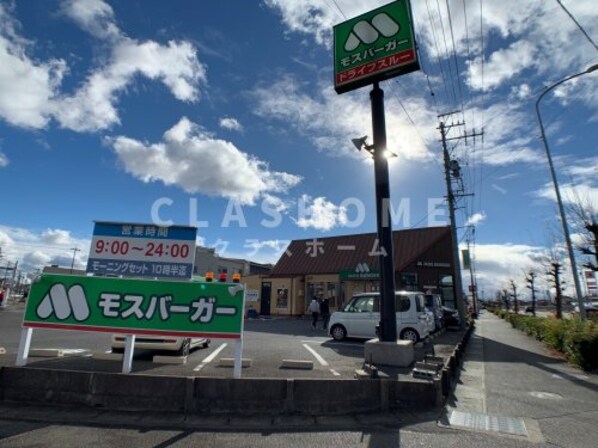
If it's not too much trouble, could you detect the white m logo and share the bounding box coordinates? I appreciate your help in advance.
[344,13,400,52]
[355,262,370,273]
[36,283,90,322]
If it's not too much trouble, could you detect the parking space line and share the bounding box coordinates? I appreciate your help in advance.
[302,343,328,366]
[302,344,343,377]
[193,343,227,371]
[301,339,362,349]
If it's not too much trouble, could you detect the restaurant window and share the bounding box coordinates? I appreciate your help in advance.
[440,275,455,309]
[276,288,288,309]
[400,273,418,291]
[307,282,340,308]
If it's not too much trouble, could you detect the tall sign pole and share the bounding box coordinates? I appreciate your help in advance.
[371,82,397,341]
[333,0,419,344]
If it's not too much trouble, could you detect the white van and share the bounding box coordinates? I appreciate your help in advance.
[328,291,432,342]
[111,334,209,356]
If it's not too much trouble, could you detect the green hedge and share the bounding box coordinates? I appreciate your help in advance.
[491,310,598,371]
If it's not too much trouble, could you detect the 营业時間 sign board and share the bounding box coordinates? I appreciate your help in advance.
[86,221,197,280]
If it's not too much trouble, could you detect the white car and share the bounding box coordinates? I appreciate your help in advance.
[111,334,210,356]
[328,291,432,342]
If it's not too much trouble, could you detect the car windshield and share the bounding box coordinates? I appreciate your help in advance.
[344,296,377,312]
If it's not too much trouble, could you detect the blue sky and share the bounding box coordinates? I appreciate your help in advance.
[0,0,596,298]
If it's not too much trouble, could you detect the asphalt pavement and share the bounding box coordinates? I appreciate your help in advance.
[1,306,598,447]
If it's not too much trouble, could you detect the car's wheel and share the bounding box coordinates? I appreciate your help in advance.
[202,339,211,348]
[111,347,124,354]
[330,324,347,341]
[177,338,191,356]
[400,328,420,342]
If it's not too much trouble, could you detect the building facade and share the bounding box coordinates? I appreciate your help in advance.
[246,226,456,316]
[193,246,272,279]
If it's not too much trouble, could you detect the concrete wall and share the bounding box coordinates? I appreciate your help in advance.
[0,368,441,415]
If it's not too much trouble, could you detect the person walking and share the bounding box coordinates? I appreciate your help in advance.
[320,298,330,330]
[308,297,320,330]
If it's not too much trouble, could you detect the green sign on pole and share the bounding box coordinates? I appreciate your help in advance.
[339,269,380,281]
[23,274,244,339]
[462,249,471,270]
[333,0,419,94]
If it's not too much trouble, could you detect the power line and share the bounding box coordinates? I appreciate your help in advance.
[444,0,466,115]
[425,0,452,106]
[435,0,459,107]
[330,0,347,20]
[555,0,598,52]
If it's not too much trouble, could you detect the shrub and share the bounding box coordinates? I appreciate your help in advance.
[501,313,598,371]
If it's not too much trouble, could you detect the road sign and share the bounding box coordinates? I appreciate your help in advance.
[86,221,197,279]
[23,274,245,338]
[333,0,419,93]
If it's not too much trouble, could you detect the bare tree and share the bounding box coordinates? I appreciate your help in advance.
[509,279,519,313]
[568,190,598,273]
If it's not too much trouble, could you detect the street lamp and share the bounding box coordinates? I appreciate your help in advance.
[535,63,598,321]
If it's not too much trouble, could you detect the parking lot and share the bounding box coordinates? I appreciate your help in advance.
[1,302,464,379]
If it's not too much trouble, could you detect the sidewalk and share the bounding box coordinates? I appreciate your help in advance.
[441,310,598,446]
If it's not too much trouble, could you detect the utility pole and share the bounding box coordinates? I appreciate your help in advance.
[465,228,478,317]
[526,271,537,316]
[70,247,80,274]
[438,113,482,328]
[510,279,519,313]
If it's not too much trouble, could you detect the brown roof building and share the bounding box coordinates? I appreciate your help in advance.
[248,226,457,317]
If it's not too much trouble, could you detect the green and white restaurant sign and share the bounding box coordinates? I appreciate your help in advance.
[17,274,246,374]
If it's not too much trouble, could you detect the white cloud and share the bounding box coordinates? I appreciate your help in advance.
[0,0,206,132]
[0,150,8,167]
[465,211,487,227]
[469,243,556,299]
[41,229,74,245]
[251,75,436,161]
[511,83,531,100]
[109,117,302,204]
[61,0,120,40]
[0,3,66,129]
[294,194,348,231]
[467,41,536,92]
[53,0,206,132]
[263,0,597,96]
[0,225,90,273]
[219,117,243,132]
[491,184,507,195]
[536,181,598,210]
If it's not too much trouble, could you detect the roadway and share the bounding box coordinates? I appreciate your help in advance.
[2,306,597,447]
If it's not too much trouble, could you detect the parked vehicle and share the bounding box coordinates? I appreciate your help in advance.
[111,335,210,356]
[328,291,432,342]
[442,306,460,327]
[573,300,598,317]
[424,293,444,331]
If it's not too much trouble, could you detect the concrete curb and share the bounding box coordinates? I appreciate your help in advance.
[281,359,314,370]
[152,355,187,365]
[0,367,442,416]
[29,349,65,358]
[439,321,475,399]
[218,358,252,368]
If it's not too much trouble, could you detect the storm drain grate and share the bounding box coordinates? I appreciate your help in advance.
[448,410,528,436]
